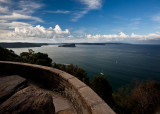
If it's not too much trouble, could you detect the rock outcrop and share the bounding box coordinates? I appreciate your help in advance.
[0,75,55,114]
[0,75,27,103]
[0,86,55,114]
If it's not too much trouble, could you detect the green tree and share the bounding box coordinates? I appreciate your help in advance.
[112,86,134,114]
[112,80,160,114]
[132,80,160,114]
[31,52,52,66]
[53,63,89,85]
[20,49,52,66]
[91,75,114,107]
[0,46,21,61]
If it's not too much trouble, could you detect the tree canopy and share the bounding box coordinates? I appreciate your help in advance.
[53,63,89,85]
[20,49,52,66]
[91,75,114,107]
[0,47,52,66]
[0,46,21,61]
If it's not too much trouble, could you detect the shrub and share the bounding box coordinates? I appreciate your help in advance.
[20,49,52,66]
[112,86,134,114]
[91,75,114,107]
[132,80,160,114]
[53,63,89,85]
[113,80,160,114]
[0,46,21,61]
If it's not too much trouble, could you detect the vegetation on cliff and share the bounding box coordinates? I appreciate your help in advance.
[112,80,160,114]
[0,46,52,66]
[20,49,52,66]
[0,46,21,62]
[90,75,114,107]
[0,42,47,48]
[53,63,89,85]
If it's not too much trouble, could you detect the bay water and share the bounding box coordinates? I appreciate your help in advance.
[9,44,160,91]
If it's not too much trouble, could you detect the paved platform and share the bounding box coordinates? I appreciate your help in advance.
[0,75,77,114]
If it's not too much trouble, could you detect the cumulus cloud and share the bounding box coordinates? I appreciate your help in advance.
[0,0,45,42]
[72,0,102,21]
[85,32,160,42]
[85,32,129,42]
[0,24,70,39]
[54,25,70,34]
[1,24,160,43]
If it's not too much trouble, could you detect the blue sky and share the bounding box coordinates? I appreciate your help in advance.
[0,0,160,43]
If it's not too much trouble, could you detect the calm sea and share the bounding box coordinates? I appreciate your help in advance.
[9,44,160,91]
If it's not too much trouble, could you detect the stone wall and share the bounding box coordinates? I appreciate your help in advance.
[0,61,115,114]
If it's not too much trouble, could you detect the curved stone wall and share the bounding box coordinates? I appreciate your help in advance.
[0,61,115,114]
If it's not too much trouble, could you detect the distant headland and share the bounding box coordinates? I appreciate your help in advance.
[0,42,130,48]
[0,42,48,48]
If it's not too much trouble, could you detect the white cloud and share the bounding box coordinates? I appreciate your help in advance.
[0,24,160,43]
[129,18,141,30]
[152,14,160,22]
[85,32,160,42]
[0,0,11,4]
[0,24,70,39]
[0,13,43,22]
[72,10,88,22]
[0,6,9,13]
[0,0,69,40]
[46,10,70,14]
[72,0,102,21]
[80,0,102,9]
[18,0,43,10]
[0,0,159,43]
[0,21,31,29]
[54,25,70,34]
[86,32,128,39]
[53,25,70,38]
[0,0,44,24]
[16,0,43,15]
[0,20,7,23]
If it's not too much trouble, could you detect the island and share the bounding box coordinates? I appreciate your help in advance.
[58,43,76,47]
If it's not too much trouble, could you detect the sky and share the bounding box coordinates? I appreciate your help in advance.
[0,0,160,43]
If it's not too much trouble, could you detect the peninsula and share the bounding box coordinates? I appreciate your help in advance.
[0,42,48,48]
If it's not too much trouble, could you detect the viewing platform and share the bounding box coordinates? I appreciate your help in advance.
[0,61,115,114]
